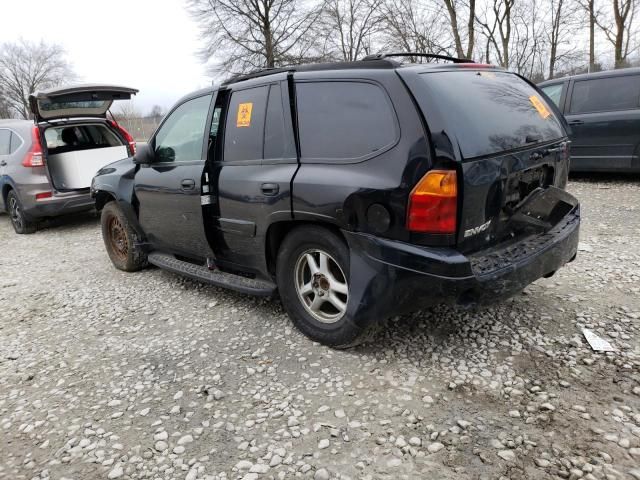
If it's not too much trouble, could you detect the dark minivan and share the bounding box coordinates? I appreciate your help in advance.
[92,54,580,347]
[539,68,640,173]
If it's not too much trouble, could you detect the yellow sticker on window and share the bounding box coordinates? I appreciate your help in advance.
[529,95,551,119]
[237,102,253,127]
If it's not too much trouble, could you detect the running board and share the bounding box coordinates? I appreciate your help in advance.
[147,252,276,297]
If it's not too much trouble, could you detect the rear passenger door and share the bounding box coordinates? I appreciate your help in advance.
[210,75,297,276]
[565,73,640,171]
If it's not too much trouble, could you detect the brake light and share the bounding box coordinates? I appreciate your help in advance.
[407,170,458,234]
[22,126,45,167]
[108,120,136,155]
[460,63,494,68]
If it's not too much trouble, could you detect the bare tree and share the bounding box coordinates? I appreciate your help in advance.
[320,0,385,61]
[382,0,453,60]
[476,0,516,68]
[113,101,141,133]
[546,0,582,78]
[595,0,638,67]
[443,0,476,59]
[188,0,323,74]
[0,92,11,119]
[511,0,546,78]
[0,39,76,120]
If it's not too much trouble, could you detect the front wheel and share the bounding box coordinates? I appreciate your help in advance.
[101,201,147,272]
[7,190,36,234]
[276,226,367,348]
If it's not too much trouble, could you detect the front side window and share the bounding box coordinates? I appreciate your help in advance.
[541,84,564,108]
[155,94,212,162]
[296,81,398,162]
[570,75,640,114]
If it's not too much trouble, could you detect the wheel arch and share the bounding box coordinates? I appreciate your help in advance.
[1,183,13,208]
[94,190,116,212]
[265,220,348,276]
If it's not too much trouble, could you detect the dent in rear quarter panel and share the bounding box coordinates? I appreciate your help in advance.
[291,70,433,241]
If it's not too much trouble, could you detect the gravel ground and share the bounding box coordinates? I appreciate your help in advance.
[1,176,639,480]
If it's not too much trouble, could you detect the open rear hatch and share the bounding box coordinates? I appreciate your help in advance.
[29,84,138,122]
[399,66,577,253]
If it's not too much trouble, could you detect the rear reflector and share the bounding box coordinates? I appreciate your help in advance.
[22,126,45,167]
[35,191,52,200]
[108,120,136,155]
[407,170,458,234]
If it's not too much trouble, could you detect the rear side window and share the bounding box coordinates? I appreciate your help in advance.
[223,86,268,162]
[418,71,565,159]
[569,75,640,114]
[541,84,564,108]
[9,132,23,154]
[0,129,10,155]
[296,81,398,162]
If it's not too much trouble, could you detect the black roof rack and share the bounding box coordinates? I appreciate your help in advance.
[363,52,475,64]
[221,59,400,85]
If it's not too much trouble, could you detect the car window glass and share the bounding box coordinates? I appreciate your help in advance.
[416,71,565,159]
[223,86,268,162]
[0,129,10,155]
[155,94,212,162]
[9,132,22,154]
[541,84,563,107]
[570,75,640,114]
[264,83,295,159]
[296,81,397,161]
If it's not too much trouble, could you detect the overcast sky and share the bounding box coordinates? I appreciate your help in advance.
[1,0,212,114]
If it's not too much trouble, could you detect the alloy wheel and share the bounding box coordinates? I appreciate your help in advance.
[294,249,349,324]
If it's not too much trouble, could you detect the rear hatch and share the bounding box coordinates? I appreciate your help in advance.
[29,84,138,122]
[399,67,574,253]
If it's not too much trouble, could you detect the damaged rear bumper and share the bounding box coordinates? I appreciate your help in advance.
[343,203,580,327]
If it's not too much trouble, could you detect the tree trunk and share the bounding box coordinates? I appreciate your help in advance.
[588,0,595,71]
[443,0,464,58]
[466,0,476,59]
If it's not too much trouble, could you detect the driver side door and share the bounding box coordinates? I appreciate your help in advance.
[135,93,214,259]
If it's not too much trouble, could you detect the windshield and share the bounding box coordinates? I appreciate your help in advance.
[420,71,565,159]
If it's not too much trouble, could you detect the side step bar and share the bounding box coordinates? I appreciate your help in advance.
[148,252,277,297]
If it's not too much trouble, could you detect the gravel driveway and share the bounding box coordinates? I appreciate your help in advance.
[1,177,639,480]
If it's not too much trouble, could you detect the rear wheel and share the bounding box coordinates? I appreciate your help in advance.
[7,190,36,234]
[101,201,147,272]
[276,225,366,347]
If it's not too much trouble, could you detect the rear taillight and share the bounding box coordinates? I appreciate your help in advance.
[22,126,45,167]
[407,170,458,234]
[108,120,136,156]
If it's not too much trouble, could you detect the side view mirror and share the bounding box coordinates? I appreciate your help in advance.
[156,146,175,163]
[133,143,154,165]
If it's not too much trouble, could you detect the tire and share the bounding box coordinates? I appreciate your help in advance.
[100,201,147,272]
[276,225,366,348]
[7,190,37,234]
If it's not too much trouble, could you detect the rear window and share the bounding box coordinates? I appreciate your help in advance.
[569,75,640,114]
[419,71,565,159]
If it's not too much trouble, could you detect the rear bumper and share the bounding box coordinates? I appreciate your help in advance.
[344,205,580,326]
[22,190,94,219]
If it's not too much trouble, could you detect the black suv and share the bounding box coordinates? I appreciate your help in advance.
[92,54,580,348]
